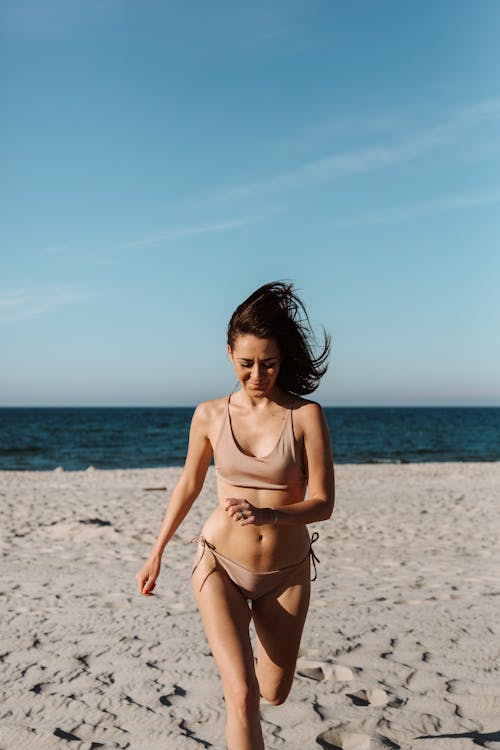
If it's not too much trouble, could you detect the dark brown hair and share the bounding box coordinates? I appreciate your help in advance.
[227,281,331,395]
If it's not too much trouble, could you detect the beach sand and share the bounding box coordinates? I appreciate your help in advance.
[1,463,499,750]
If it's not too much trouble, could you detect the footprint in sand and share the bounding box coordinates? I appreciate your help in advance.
[348,688,389,707]
[347,688,404,709]
[296,658,354,682]
[317,728,400,750]
[159,684,186,707]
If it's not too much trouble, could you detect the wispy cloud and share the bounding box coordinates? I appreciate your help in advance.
[208,99,500,203]
[0,285,90,323]
[326,189,500,230]
[119,205,287,251]
[260,112,403,157]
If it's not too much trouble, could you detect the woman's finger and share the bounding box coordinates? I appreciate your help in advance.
[240,514,255,526]
[142,577,156,595]
[136,563,159,595]
[225,500,246,518]
[223,497,256,523]
[225,497,247,508]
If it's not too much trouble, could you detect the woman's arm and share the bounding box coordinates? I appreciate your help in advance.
[136,403,213,594]
[225,402,335,527]
[273,401,334,524]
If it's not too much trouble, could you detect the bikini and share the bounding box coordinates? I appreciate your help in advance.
[189,395,320,600]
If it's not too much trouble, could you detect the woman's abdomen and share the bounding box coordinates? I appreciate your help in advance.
[201,480,310,571]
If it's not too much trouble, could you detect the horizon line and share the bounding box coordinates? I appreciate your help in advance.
[1,404,499,409]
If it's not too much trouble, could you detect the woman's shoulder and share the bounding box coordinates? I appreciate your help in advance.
[287,396,326,435]
[192,396,228,425]
[287,394,323,413]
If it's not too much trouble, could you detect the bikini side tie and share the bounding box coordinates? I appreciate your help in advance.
[184,535,217,592]
[309,531,320,582]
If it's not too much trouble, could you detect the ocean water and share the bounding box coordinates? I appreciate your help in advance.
[0,407,499,471]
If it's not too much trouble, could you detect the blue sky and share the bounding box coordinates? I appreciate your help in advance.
[1,0,499,406]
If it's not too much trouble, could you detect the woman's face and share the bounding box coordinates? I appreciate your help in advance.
[228,334,282,397]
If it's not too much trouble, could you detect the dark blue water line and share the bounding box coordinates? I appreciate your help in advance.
[0,407,499,470]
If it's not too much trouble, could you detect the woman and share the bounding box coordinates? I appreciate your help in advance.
[136,281,335,750]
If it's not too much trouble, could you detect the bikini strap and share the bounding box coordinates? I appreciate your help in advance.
[183,535,217,592]
[286,406,296,457]
[213,396,231,453]
[309,531,320,582]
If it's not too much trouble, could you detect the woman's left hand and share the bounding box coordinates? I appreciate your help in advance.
[224,497,272,526]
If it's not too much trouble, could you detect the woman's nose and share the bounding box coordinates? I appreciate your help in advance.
[251,362,263,378]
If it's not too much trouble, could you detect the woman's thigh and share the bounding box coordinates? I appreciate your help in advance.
[191,549,257,697]
[251,559,311,704]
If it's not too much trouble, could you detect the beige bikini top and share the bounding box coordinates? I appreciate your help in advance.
[214,395,307,490]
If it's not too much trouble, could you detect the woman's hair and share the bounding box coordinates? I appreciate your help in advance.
[227,281,331,395]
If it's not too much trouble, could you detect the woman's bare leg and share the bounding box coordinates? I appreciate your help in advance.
[252,561,311,705]
[192,550,264,750]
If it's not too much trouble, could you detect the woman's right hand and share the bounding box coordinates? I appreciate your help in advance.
[135,555,161,596]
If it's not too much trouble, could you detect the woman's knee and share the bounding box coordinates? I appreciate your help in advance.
[224,677,261,716]
[259,676,293,706]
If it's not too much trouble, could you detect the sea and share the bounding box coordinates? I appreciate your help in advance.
[0,407,499,471]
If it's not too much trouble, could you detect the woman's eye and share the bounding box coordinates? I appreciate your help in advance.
[238,361,275,368]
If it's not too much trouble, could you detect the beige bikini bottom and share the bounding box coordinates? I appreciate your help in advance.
[189,532,319,601]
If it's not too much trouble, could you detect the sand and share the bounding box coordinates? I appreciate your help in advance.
[1,462,500,750]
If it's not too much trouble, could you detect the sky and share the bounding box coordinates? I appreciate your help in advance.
[1,0,499,407]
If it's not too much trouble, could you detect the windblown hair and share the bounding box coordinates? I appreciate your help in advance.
[227,281,331,395]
